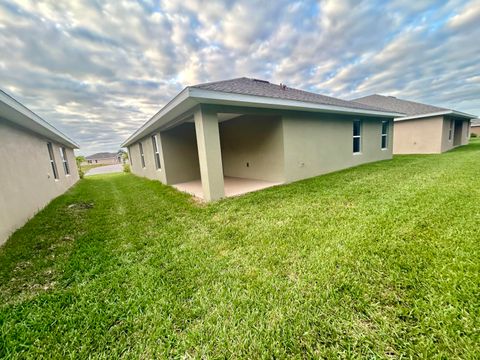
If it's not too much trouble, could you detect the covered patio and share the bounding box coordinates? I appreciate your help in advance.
[160,105,285,201]
[173,176,281,199]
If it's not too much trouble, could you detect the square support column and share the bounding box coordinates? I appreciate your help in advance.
[194,106,224,201]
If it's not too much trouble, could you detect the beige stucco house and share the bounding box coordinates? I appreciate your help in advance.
[0,90,79,245]
[353,95,476,154]
[84,152,121,165]
[122,78,400,201]
[471,120,480,136]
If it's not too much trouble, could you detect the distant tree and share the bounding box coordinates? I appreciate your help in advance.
[76,155,86,165]
[76,156,86,179]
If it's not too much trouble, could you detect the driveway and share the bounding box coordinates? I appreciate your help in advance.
[85,164,123,176]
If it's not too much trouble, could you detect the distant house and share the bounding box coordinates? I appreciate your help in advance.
[471,120,480,136]
[0,90,79,245]
[122,77,400,201]
[84,152,121,165]
[353,95,477,154]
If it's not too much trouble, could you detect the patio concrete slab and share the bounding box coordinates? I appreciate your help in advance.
[173,177,281,199]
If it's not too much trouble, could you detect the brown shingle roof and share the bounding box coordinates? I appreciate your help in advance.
[86,152,118,160]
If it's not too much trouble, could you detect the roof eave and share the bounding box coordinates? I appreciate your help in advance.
[189,88,404,118]
[395,110,477,122]
[0,91,79,149]
[121,87,194,147]
[121,88,403,147]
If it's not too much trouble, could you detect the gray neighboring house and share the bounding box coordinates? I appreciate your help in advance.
[122,77,401,201]
[84,152,121,165]
[353,95,477,154]
[0,90,79,245]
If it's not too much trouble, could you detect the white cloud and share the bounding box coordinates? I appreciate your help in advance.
[448,0,480,30]
[0,0,478,155]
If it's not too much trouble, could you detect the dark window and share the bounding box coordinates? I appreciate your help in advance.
[353,120,362,153]
[47,142,58,179]
[139,142,145,168]
[152,134,161,169]
[59,147,70,175]
[381,120,389,149]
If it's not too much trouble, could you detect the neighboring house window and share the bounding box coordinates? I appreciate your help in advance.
[139,142,145,168]
[47,142,59,179]
[152,134,161,169]
[59,147,70,175]
[381,120,389,149]
[353,119,362,154]
[448,119,454,140]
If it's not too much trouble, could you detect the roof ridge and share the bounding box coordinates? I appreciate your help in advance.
[271,83,394,113]
[190,77,249,88]
[353,94,382,101]
[192,77,391,112]
[364,94,449,111]
[283,83,363,104]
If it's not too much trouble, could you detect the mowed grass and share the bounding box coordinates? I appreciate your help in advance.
[1,141,479,359]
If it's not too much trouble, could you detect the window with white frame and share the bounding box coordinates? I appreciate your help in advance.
[47,142,59,179]
[448,119,454,140]
[353,119,362,154]
[139,142,145,168]
[152,134,161,169]
[381,120,389,149]
[59,147,70,175]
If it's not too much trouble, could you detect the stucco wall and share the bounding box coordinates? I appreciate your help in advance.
[128,143,139,175]
[0,119,79,245]
[440,117,470,152]
[129,123,200,185]
[282,113,393,183]
[161,123,200,184]
[461,120,471,145]
[393,116,443,154]
[219,115,284,182]
[128,134,167,183]
[471,125,480,136]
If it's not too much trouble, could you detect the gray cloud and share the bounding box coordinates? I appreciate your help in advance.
[0,0,478,155]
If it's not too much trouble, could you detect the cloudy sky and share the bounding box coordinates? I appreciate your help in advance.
[1,0,479,155]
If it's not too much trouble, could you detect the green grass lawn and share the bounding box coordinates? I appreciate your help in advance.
[1,141,479,358]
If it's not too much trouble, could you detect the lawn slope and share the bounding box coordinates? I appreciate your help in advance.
[1,141,479,358]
